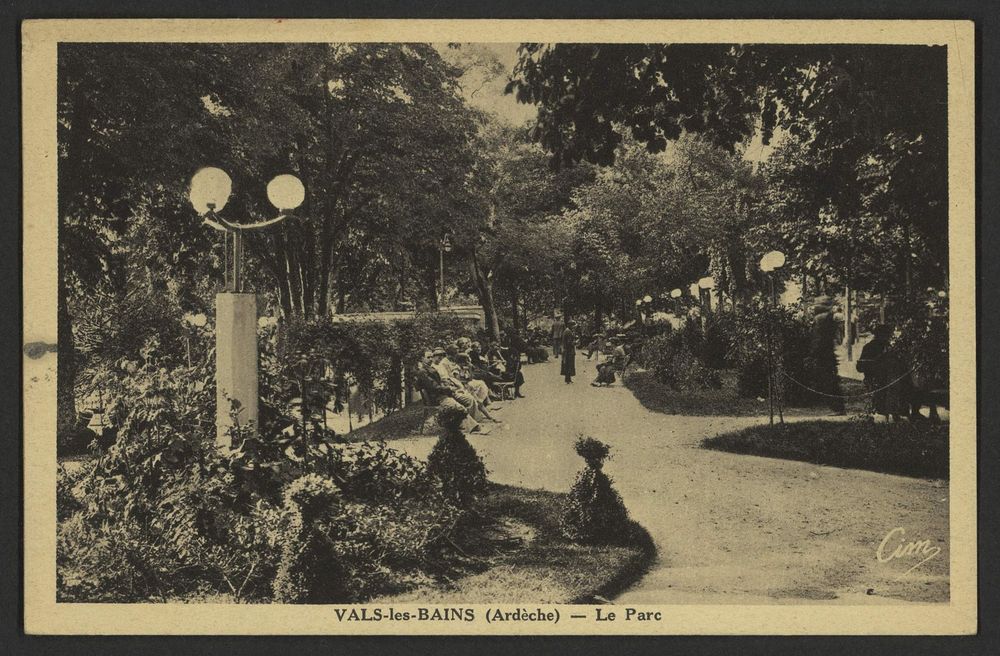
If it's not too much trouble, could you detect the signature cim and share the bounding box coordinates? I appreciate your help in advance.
[876,527,942,576]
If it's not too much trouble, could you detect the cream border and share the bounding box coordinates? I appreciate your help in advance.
[22,19,977,635]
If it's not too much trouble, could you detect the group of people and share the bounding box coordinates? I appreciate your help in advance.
[414,336,527,432]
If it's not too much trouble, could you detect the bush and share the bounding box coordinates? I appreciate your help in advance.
[272,474,348,604]
[728,304,820,407]
[700,312,736,369]
[562,437,631,545]
[57,462,91,522]
[892,291,949,392]
[425,400,488,507]
[640,330,721,392]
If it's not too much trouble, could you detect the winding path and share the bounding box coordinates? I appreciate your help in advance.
[394,357,949,604]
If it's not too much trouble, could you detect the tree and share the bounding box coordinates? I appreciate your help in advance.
[507,44,949,301]
[469,123,594,337]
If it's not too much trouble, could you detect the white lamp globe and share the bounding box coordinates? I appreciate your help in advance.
[189,167,232,214]
[266,174,305,211]
[643,295,653,303]
[760,250,786,272]
[670,288,682,299]
[698,276,715,290]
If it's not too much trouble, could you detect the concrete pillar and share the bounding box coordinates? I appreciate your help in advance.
[215,292,258,448]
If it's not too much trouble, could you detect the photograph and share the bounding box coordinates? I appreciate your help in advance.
[21,19,976,635]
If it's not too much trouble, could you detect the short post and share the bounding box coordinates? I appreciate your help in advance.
[215,292,259,447]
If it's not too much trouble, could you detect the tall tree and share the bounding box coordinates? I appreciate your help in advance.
[507,44,949,297]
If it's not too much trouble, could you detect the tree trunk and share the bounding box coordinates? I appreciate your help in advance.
[511,283,521,334]
[469,249,501,340]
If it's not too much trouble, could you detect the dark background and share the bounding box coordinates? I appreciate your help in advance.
[1,1,997,654]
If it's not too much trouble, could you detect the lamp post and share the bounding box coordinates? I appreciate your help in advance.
[189,167,305,447]
[697,276,715,314]
[759,250,786,426]
[438,232,453,308]
[670,288,682,318]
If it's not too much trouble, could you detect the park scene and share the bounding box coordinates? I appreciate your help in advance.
[55,42,950,605]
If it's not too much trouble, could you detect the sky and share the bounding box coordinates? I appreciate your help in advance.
[441,43,539,127]
[441,42,776,163]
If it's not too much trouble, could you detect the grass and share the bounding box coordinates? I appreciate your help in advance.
[624,368,867,417]
[339,404,429,442]
[372,483,656,604]
[702,418,948,479]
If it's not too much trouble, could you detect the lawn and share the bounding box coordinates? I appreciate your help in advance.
[372,483,656,604]
[701,418,948,479]
[624,368,867,417]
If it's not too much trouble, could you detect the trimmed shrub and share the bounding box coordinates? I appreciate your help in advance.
[562,437,631,545]
[425,399,488,507]
[272,474,348,604]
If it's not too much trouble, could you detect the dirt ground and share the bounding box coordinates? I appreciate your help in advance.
[394,356,949,605]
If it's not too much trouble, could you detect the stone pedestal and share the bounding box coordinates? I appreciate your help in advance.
[216,292,258,448]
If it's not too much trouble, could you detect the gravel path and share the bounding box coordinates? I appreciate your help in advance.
[394,357,949,604]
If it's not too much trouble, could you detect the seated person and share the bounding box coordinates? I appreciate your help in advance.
[469,341,488,370]
[584,333,603,359]
[414,350,455,405]
[501,347,526,398]
[431,349,498,422]
[592,337,628,386]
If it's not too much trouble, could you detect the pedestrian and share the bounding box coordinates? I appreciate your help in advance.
[551,313,565,358]
[561,319,577,384]
[808,298,846,415]
[856,324,909,421]
[833,305,845,345]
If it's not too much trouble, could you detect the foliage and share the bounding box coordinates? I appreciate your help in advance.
[272,474,348,603]
[425,401,488,507]
[562,437,631,545]
[724,304,815,405]
[572,435,611,469]
[273,312,474,427]
[508,43,949,309]
[57,337,465,603]
[639,323,722,393]
[891,289,949,391]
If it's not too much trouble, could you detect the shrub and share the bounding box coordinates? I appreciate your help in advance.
[59,320,467,604]
[272,474,348,604]
[425,399,488,507]
[640,331,721,392]
[728,304,819,407]
[562,437,631,545]
[700,312,736,369]
[57,462,91,522]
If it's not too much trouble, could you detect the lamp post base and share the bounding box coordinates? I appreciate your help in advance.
[215,292,258,448]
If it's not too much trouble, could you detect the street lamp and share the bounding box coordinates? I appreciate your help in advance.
[188,166,305,446]
[698,276,715,313]
[758,250,786,426]
[191,167,304,293]
[438,232,453,308]
[670,288,682,317]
